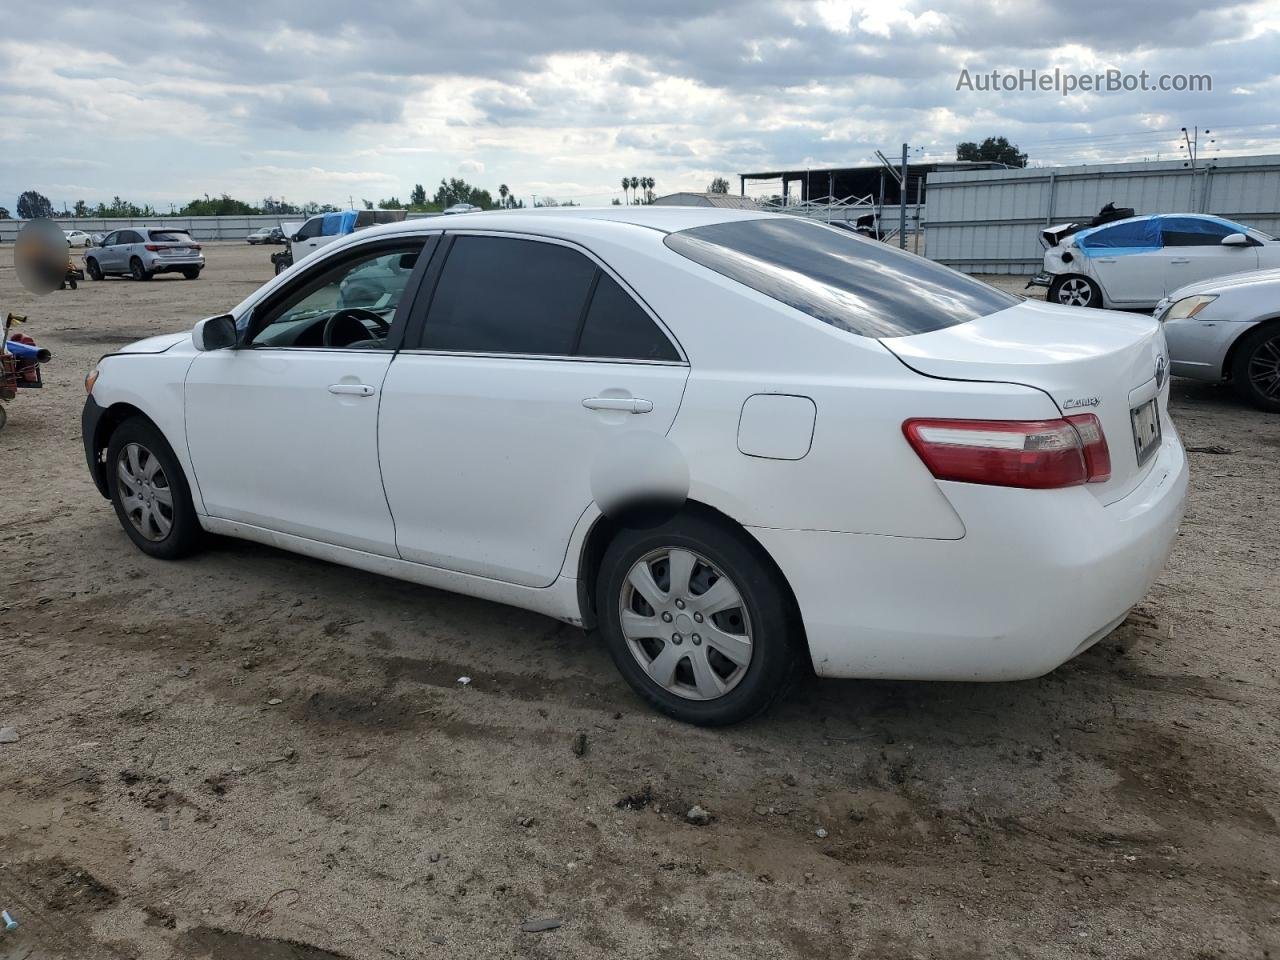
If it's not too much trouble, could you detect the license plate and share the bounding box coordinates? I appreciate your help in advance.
[1130,398,1161,466]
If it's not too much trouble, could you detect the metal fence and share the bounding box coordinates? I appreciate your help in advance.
[925,154,1280,274]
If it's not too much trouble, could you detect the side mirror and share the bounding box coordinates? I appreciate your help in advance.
[192,314,238,351]
[1222,233,1250,247]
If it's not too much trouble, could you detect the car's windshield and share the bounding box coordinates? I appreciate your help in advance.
[149,231,192,243]
[664,217,1018,338]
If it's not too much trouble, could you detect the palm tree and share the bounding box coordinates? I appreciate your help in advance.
[499,184,509,208]
[620,176,630,205]
[644,176,655,204]
[630,176,640,204]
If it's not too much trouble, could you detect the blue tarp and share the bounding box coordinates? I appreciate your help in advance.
[340,210,359,234]
[321,211,344,236]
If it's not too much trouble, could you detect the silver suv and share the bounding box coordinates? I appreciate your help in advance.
[85,228,205,281]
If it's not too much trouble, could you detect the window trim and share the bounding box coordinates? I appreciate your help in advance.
[402,229,687,365]
[239,234,440,353]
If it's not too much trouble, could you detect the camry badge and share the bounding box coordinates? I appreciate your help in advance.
[1063,396,1101,409]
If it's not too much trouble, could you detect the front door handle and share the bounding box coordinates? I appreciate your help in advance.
[583,396,653,414]
[1170,258,1191,264]
[328,383,375,397]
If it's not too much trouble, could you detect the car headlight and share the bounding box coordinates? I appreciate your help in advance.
[85,366,99,394]
[1164,294,1218,320]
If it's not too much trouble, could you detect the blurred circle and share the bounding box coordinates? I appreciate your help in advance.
[15,219,70,295]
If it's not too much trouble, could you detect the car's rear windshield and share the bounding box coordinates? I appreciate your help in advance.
[148,230,192,242]
[663,217,1019,338]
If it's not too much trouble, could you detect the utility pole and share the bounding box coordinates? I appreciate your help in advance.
[899,143,908,249]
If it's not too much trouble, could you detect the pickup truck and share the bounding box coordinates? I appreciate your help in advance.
[270,209,409,275]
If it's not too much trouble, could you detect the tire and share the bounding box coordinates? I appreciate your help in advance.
[596,512,797,726]
[130,257,152,281]
[181,268,201,280]
[0,404,7,432]
[1049,274,1102,308]
[274,258,290,276]
[86,258,103,281]
[105,417,202,559]
[1230,324,1280,413]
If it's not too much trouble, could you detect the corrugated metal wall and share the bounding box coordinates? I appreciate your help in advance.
[925,154,1280,274]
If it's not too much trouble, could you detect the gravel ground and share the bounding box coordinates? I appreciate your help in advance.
[0,241,1277,960]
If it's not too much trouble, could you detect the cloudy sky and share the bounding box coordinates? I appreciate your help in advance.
[1,0,1278,210]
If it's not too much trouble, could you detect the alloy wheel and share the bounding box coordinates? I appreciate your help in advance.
[1247,334,1280,401]
[116,443,174,542]
[618,547,754,701]
[1057,278,1094,306]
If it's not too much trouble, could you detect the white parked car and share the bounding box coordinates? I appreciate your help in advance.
[1035,213,1280,310]
[81,209,1187,725]
[64,229,93,247]
[1157,269,1280,412]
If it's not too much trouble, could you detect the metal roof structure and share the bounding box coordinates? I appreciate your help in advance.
[652,192,761,209]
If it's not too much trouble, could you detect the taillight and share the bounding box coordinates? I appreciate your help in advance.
[144,244,163,251]
[1064,413,1110,482]
[192,243,202,250]
[903,417,1111,489]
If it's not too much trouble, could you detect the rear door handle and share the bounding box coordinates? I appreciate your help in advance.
[583,396,653,414]
[1096,257,1117,263]
[328,383,375,397]
[1170,258,1191,264]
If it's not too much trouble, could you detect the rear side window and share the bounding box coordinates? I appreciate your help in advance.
[663,218,1017,338]
[578,274,679,361]
[423,236,596,355]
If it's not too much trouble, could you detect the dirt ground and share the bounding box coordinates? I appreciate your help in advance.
[0,241,1277,960]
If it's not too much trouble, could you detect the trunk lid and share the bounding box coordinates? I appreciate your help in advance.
[882,299,1170,504]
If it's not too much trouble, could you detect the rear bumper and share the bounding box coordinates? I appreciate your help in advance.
[1025,272,1052,290]
[145,256,204,273]
[751,431,1188,681]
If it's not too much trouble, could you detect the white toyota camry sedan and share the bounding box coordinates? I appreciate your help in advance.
[81,208,1188,725]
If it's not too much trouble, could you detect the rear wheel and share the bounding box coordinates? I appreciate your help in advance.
[86,258,102,281]
[1231,325,1280,413]
[130,257,152,281]
[596,512,797,726]
[106,417,202,559]
[181,267,201,280]
[1049,274,1102,308]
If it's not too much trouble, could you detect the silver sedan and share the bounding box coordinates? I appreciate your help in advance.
[1157,269,1280,412]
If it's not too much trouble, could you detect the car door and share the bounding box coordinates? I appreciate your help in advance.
[97,231,121,271]
[1077,219,1166,305]
[1161,216,1259,293]
[378,232,690,588]
[185,235,436,556]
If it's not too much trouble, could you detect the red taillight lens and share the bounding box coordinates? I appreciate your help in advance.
[1064,413,1111,483]
[144,243,162,251]
[903,417,1110,489]
[192,243,202,250]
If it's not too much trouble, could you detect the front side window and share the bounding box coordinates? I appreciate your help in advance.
[249,242,424,349]
[422,236,597,355]
[1160,216,1248,247]
[664,217,1018,338]
[295,218,324,240]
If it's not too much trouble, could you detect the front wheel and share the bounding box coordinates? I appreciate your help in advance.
[106,417,202,559]
[1231,325,1280,413]
[1049,274,1102,308]
[596,513,798,726]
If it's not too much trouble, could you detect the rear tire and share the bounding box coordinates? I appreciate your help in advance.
[181,267,201,280]
[105,417,202,559]
[1049,274,1102,308]
[130,257,152,281]
[86,258,102,281]
[596,512,797,726]
[1230,324,1280,413]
